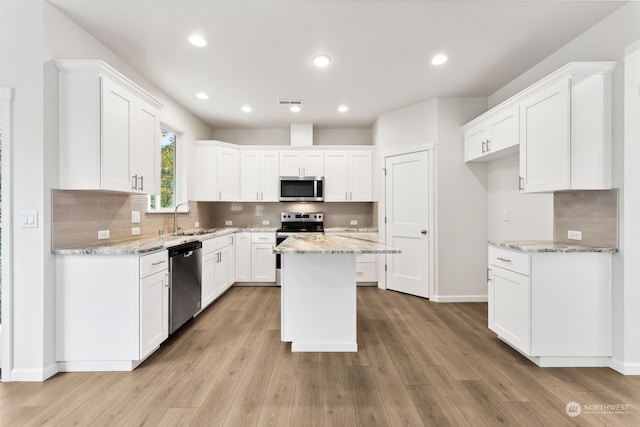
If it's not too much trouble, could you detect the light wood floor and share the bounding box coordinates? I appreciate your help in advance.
[2,286,640,426]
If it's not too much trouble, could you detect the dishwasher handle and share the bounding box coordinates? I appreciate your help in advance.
[168,241,203,257]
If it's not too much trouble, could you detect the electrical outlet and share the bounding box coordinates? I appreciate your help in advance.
[131,227,140,236]
[503,210,510,221]
[568,230,583,240]
[350,220,358,225]
[262,220,270,225]
[225,220,233,226]
[131,211,141,223]
[98,230,110,240]
[194,221,200,228]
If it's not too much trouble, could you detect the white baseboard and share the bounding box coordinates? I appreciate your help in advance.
[610,358,640,375]
[430,294,488,303]
[58,360,138,372]
[11,362,59,382]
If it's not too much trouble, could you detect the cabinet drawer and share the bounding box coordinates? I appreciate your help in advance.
[356,253,376,263]
[251,233,275,244]
[356,263,377,282]
[140,251,168,278]
[203,235,229,254]
[488,247,530,276]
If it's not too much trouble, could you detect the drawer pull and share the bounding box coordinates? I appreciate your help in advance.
[496,257,512,263]
[151,260,166,266]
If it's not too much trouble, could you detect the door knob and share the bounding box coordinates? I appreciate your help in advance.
[421,230,427,235]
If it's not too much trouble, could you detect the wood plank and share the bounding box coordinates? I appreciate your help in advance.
[290,362,324,426]
[346,365,391,427]
[322,353,357,427]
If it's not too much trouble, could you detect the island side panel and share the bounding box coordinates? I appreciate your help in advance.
[281,253,357,352]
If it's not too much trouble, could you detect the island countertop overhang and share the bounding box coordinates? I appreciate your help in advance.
[274,233,400,255]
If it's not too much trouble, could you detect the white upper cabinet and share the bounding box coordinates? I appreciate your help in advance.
[519,63,615,193]
[56,60,163,193]
[324,150,373,201]
[464,104,519,162]
[279,151,325,176]
[193,142,240,201]
[241,151,280,201]
[519,78,571,193]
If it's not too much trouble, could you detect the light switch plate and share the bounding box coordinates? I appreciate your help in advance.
[503,210,510,221]
[131,227,140,236]
[20,210,38,228]
[350,220,358,225]
[98,230,110,240]
[131,211,141,223]
[225,220,233,226]
[263,220,270,225]
[194,221,200,228]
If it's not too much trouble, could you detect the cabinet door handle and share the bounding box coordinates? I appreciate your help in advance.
[139,175,144,191]
[350,192,352,201]
[487,268,491,281]
[486,139,491,152]
[261,192,263,200]
[256,192,259,201]
[481,140,486,153]
[218,191,222,200]
[518,176,524,192]
[132,174,138,191]
[496,257,512,263]
[164,273,169,287]
[345,192,348,201]
[151,260,166,266]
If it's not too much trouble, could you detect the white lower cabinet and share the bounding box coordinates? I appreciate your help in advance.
[57,250,169,371]
[201,235,233,310]
[326,232,378,284]
[488,246,612,366]
[234,232,276,283]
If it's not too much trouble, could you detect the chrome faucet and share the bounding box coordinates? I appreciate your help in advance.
[173,202,192,234]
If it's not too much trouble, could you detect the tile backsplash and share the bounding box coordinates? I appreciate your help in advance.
[52,189,375,249]
[553,189,618,248]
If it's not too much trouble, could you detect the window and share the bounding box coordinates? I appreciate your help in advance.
[149,127,177,211]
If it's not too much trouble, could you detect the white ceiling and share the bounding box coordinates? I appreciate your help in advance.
[48,0,626,129]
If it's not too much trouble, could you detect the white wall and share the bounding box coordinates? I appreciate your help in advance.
[0,0,51,381]
[0,0,213,381]
[209,128,372,146]
[621,40,640,374]
[373,97,488,301]
[489,3,640,108]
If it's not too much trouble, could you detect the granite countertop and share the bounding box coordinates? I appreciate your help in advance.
[489,240,617,253]
[324,227,378,233]
[274,233,399,255]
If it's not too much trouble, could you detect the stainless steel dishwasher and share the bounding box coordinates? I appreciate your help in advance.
[168,241,202,334]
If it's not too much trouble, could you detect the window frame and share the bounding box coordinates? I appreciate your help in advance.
[147,124,181,214]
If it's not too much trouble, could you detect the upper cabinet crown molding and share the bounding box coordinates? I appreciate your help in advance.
[55,59,163,109]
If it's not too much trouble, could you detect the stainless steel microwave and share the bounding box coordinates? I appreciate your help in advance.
[279,176,324,202]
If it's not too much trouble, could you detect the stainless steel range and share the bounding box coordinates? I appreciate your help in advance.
[275,212,324,285]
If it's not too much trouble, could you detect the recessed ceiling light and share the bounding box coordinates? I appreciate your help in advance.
[188,34,207,47]
[337,105,349,113]
[241,105,252,113]
[290,105,301,113]
[195,92,209,100]
[313,54,332,68]
[431,54,448,66]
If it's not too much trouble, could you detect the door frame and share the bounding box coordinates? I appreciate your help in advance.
[377,143,435,298]
[0,87,14,382]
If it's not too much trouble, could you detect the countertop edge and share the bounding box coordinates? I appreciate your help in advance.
[489,240,617,253]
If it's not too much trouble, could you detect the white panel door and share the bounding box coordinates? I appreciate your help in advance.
[194,143,217,201]
[134,100,160,194]
[140,270,169,358]
[235,232,252,281]
[261,151,280,201]
[216,147,240,201]
[201,251,217,308]
[489,266,531,354]
[252,243,276,282]
[349,151,373,201]
[101,77,134,192]
[385,151,430,298]
[324,151,350,201]
[520,77,570,193]
[240,151,261,201]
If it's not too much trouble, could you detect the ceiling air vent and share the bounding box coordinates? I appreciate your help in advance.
[278,99,303,105]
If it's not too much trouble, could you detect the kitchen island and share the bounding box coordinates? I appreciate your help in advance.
[274,233,399,352]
